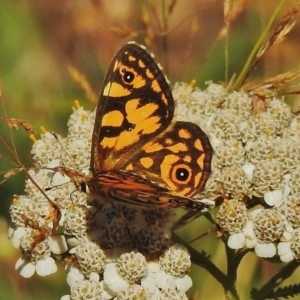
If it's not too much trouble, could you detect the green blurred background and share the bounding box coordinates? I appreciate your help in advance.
[0,0,300,299]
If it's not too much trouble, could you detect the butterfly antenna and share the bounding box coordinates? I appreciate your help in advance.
[51,132,71,164]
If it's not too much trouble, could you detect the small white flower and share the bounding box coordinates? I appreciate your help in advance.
[15,256,57,278]
[70,278,102,299]
[116,251,147,284]
[159,244,191,277]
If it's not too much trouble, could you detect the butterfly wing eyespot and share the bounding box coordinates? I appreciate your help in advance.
[120,67,135,84]
[173,164,192,184]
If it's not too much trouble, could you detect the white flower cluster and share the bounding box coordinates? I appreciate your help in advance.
[9,102,193,299]
[10,82,300,298]
[174,82,300,261]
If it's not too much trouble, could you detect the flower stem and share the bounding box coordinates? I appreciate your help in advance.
[251,260,300,300]
[172,232,240,299]
[231,0,285,90]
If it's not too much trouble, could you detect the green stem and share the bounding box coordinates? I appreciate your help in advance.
[231,0,285,90]
[251,260,300,300]
[172,232,241,298]
[172,232,226,283]
[223,240,246,299]
[161,0,169,73]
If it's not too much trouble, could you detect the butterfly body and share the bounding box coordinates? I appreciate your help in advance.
[87,42,213,211]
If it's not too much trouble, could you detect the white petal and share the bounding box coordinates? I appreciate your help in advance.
[52,172,70,185]
[242,163,255,181]
[60,296,71,300]
[15,258,35,278]
[245,237,257,249]
[66,266,84,287]
[282,174,291,199]
[147,262,160,276]
[283,174,291,183]
[36,257,57,276]
[278,242,294,262]
[49,235,68,254]
[8,227,14,238]
[103,263,128,295]
[175,275,192,293]
[149,288,161,300]
[11,227,27,249]
[156,271,176,290]
[101,281,114,300]
[209,134,222,149]
[47,159,61,168]
[282,230,292,242]
[249,208,264,219]
[255,243,276,258]
[243,221,257,248]
[89,272,100,282]
[228,232,245,249]
[67,237,81,247]
[141,275,157,294]
[264,190,283,206]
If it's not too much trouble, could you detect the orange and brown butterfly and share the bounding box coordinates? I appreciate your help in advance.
[86,42,213,211]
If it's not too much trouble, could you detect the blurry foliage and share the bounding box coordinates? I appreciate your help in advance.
[0,0,300,299]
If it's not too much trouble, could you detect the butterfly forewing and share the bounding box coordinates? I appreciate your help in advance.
[91,42,174,173]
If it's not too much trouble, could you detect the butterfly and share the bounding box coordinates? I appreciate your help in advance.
[86,42,213,211]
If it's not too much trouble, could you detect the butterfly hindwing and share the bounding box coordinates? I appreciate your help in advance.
[124,121,213,197]
[87,169,208,210]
